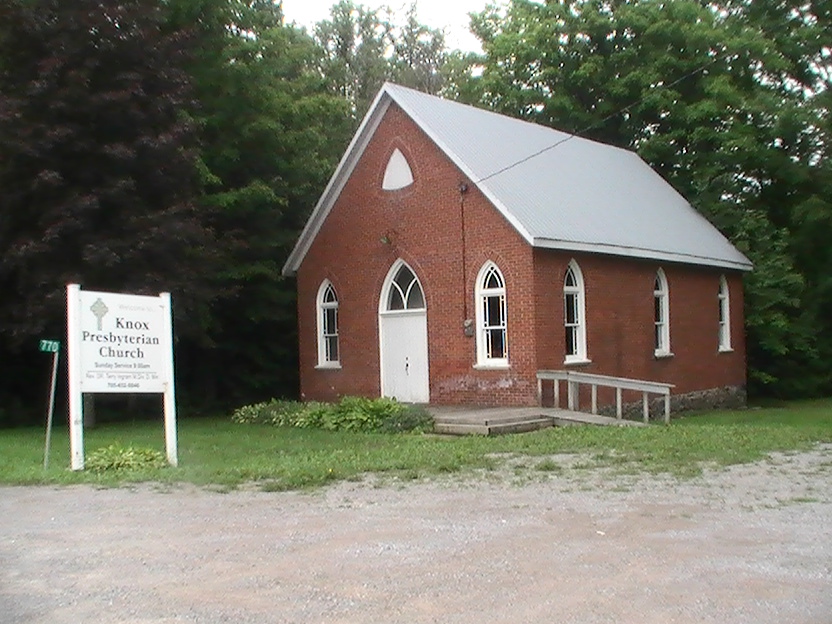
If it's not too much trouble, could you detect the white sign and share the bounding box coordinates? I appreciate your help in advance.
[67,285,177,470]
[75,290,168,393]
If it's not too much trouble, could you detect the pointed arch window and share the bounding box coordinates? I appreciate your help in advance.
[317,280,340,367]
[382,148,414,190]
[475,262,508,367]
[654,269,671,357]
[385,263,425,311]
[718,275,732,351]
[564,260,588,363]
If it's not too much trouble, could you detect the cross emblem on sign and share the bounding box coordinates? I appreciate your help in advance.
[90,298,109,330]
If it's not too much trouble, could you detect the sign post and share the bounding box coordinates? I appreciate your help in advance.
[39,339,60,470]
[66,285,177,470]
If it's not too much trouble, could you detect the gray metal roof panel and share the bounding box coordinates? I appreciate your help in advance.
[387,83,752,271]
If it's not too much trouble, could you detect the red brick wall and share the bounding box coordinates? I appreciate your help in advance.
[296,102,747,406]
[534,250,746,406]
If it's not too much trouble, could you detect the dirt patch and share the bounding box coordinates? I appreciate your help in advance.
[2,446,831,624]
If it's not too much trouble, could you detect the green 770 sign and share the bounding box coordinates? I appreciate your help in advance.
[39,340,60,353]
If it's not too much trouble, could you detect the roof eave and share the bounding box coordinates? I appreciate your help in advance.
[532,238,754,272]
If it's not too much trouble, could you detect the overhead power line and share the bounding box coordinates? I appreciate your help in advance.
[475,53,728,184]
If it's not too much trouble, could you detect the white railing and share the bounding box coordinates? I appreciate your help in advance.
[536,370,675,424]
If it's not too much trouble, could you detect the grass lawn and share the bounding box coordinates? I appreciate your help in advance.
[1,399,831,490]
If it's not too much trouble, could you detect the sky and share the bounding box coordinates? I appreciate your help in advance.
[280,0,490,52]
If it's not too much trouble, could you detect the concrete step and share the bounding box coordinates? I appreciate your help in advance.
[433,413,550,427]
[434,418,554,436]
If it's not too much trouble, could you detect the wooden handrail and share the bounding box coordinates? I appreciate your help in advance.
[536,370,675,424]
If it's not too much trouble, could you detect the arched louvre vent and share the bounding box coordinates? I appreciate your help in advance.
[382,148,414,190]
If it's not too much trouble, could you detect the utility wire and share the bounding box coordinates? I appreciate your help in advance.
[475,53,728,184]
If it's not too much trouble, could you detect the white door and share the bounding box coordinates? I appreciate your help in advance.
[379,262,429,403]
[380,312,429,402]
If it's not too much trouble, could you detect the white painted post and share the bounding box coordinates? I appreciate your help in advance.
[642,392,649,423]
[591,384,597,414]
[66,284,84,470]
[537,377,542,406]
[664,393,671,425]
[553,379,560,408]
[616,387,622,420]
[160,293,178,467]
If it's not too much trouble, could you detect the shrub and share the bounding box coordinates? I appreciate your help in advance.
[380,404,434,433]
[231,397,434,433]
[231,399,305,426]
[86,444,168,473]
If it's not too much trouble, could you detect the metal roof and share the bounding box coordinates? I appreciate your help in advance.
[283,83,752,275]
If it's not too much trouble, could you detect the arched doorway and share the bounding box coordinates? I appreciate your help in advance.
[379,260,429,403]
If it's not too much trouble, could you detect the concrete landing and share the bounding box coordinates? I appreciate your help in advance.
[429,406,645,436]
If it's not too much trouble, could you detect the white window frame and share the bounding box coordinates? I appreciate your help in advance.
[718,275,732,352]
[316,280,340,368]
[563,260,589,364]
[653,268,671,357]
[474,261,508,368]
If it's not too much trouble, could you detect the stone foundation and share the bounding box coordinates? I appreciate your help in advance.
[596,385,747,422]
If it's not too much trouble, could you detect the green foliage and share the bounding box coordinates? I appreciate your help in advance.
[231,396,434,433]
[313,1,448,118]
[165,0,353,407]
[85,445,168,473]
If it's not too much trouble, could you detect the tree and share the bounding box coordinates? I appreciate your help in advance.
[314,0,393,118]
[165,0,352,405]
[460,0,830,396]
[390,4,447,95]
[313,1,452,119]
[0,0,216,420]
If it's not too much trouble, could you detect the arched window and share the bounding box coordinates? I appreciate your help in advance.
[317,280,340,367]
[718,275,731,351]
[564,260,587,362]
[475,262,508,366]
[385,263,425,311]
[654,268,671,356]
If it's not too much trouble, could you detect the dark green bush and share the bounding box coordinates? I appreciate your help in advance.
[231,397,434,433]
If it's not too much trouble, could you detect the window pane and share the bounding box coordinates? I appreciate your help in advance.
[406,283,425,309]
[565,326,576,356]
[326,336,339,361]
[655,323,662,350]
[488,328,505,358]
[565,267,576,287]
[323,308,335,333]
[565,293,577,324]
[486,295,502,326]
[388,287,405,310]
[394,266,415,292]
[654,295,662,323]
[323,286,336,303]
[484,267,503,289]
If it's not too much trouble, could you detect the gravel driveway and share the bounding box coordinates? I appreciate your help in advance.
[2,446,831,624]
